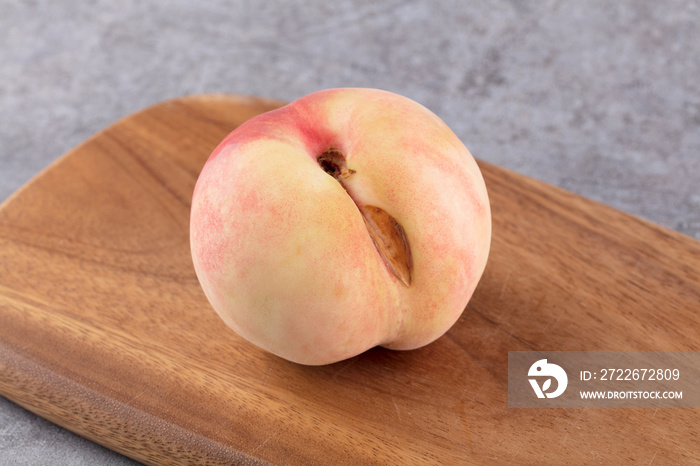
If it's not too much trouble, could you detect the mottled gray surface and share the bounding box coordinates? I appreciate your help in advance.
[1,1,699,464]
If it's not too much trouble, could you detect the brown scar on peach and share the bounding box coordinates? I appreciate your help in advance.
[317,148,413,286]
[317,148,355,179]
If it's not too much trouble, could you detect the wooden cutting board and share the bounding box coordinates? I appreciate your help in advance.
[1,94,699,465]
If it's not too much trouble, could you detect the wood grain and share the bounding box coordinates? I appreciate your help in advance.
[1,94,699,465]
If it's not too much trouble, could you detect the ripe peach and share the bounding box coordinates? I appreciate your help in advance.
[190,88,491,365]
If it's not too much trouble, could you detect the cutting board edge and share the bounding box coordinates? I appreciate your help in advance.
[476,158,700,247]
[0,93,286,213]
[0,339,266,466]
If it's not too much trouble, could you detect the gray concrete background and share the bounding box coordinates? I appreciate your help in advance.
[1,1,698,464]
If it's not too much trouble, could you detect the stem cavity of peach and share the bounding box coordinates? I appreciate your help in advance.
[317,149,413,287]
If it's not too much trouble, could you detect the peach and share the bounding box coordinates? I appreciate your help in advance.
[190,88,491,365]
